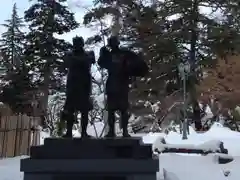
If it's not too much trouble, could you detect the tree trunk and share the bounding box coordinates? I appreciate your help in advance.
[40,66,51,124]
[189,0,200,121]
[40,1,54,127]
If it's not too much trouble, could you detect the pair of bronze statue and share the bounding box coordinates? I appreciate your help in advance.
[60,36,148,138]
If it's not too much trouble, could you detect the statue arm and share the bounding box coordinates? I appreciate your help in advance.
[88,50,96,64]
[124,50,149,77]
[98,46,110,69]
[63,51,72,68]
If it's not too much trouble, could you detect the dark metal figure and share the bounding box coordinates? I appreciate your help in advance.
[61,36,95,138]
[193,101,203,131]
[98,36,148,137]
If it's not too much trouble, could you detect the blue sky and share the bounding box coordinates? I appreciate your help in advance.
[0,0,27,34]
[0,0,216,51]
[0,0,95,43]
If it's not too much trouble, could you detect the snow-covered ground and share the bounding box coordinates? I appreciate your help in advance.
[2,122,240,180]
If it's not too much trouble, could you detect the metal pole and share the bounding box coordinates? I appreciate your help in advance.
[182,70,188,140]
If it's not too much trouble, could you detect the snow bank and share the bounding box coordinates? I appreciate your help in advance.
[148,122,240,156]
[0,156,27,180]
[206,122,240,139]
[158,154,240,180]
[153,135,225,154]
[142,132,166,144]
[40,131,50,145]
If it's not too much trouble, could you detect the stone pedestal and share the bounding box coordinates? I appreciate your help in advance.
[20,137,159,180]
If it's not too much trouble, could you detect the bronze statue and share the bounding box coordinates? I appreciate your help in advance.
[98,36,148,137]
[61,36,95,138]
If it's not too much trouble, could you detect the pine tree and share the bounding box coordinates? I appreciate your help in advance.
[147,0,240,118]
[82,0,240,126]
[210,0,240,57]
[24,0,79,117]
[83,0,183,120]
[0,3,35,114]
[0,66,35,114]
[0,3,25,70]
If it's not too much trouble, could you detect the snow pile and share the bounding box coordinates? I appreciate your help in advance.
[159,154,240,180]
[145,122,240,156]
[40,131,50,145]
[142,132,165,144]
[153,138,223,154]
[0,156,27,180]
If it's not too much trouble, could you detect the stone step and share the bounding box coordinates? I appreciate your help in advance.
[30,143,152,159]
[44,137,143,148]
[22,137,159,180]
[21,158,159,173]
[23,173,156,180]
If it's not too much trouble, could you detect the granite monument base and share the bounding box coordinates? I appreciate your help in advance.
[20,137,159,180]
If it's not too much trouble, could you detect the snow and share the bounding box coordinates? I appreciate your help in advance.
[40,131,50,145]
[159,154,239,180]
[0,156,26,180]
[153,138,223,153]
[2,122,240,180]
[95,93,105,109]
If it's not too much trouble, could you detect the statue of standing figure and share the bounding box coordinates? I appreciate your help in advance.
[98,36,149,137]
[61,36,95,138]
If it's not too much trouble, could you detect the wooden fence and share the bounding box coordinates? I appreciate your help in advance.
[0,115,41,158]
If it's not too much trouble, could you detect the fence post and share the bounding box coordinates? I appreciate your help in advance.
[13,115,20,156]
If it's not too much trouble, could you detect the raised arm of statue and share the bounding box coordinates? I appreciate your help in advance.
[63,51,72,69]
[87,50,96,64]
[98,46,111,69]
[125,50,149,77]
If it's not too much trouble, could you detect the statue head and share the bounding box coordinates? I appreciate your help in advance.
[72,36,84,50]
[108,36,120,50]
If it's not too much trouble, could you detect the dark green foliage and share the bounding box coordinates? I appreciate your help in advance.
[23,0,79,107]
[0,66,35,115]
[24,0,78,34]
[0,0,79,115]
[0,3,25,70]
[0,3,35,114]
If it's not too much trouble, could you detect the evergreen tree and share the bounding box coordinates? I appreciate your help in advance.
[0,66,35,114]
[83,0,183,119]
[83,0,240,125]
[155,0,240,122]
[0,3,35,114]
[209,0,240,57]
[0,3,25,70]
[24,0,79,117]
